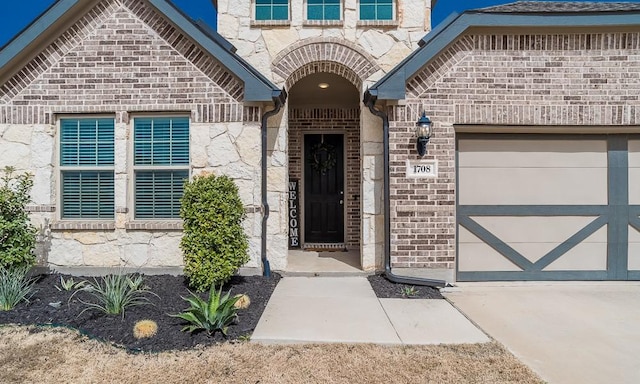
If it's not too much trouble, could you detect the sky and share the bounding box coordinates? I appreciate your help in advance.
[1,0,639,47]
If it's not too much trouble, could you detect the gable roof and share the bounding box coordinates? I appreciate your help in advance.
[0,0,284,103]
[366,1,640,102]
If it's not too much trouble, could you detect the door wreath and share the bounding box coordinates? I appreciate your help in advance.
[308,142,337,175]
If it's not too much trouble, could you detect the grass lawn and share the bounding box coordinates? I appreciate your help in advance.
[0,325,544,384]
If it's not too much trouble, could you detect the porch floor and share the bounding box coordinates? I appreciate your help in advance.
[286,249,362,275]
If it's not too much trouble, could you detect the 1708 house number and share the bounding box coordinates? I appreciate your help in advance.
[406,160,437,178]
[413,164,432,173]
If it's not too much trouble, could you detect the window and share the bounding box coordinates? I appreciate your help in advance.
[60,118,115,219]
[255,0,288,20]
[308,0,341,20]
[360,0,393,20]
[133,117,189,219]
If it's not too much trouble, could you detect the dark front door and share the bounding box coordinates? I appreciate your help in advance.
[304,134,344,243]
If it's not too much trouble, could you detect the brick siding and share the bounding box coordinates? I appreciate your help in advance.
[388,31,640,270]
[0,0,253,124]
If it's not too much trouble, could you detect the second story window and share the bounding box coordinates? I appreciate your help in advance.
[255,0,289,20]
[360,0,393,20]
[308,0,341,20]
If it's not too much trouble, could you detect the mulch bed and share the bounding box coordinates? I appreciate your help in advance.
[367,274,443,299]
[1,272,442,353]
[0,273,280,353]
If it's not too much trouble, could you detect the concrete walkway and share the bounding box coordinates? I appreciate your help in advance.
[445,283,640,384]
[252,276,489,345]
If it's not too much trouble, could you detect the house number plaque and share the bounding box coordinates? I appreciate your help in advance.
[288,179,300,248]
[406,160,438,178]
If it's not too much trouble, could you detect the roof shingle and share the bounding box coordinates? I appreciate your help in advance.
[476,1,640,14]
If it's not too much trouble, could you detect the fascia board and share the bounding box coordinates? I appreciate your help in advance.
[0,0,80,69]
[147,0,280,102]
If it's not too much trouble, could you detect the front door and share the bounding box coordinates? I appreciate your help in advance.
[304,134,344,243]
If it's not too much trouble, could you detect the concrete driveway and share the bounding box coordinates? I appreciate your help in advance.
[444,283,640,384]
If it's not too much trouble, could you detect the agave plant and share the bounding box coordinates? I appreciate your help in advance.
[56,275,87,292]
[171,284,241,336]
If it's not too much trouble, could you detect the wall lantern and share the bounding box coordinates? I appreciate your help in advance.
[415,112,432,156]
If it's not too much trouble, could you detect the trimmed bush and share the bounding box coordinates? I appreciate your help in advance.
[0,166,37,269]
[180,174,249,292]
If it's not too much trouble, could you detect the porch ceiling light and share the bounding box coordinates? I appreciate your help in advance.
[415,112,432,157]
[318,82,329,89]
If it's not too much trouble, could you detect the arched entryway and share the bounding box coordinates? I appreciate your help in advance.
[272,39,384,273]
[286,71,363,271]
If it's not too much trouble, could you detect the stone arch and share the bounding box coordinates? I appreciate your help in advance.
[272,38,381,89]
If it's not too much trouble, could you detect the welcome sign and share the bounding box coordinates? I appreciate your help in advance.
[288,179,300,248]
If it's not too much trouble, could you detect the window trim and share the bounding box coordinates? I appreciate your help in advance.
[305,0,343,21]
[56,115,116,222]
[253,0,290,21]
[358,0,395,21]
[130,114,191,221]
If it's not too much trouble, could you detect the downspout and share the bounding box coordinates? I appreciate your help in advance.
[260,90,286,277]
[364,91,446,288]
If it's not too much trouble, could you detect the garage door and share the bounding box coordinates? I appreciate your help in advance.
[457,134,639,281]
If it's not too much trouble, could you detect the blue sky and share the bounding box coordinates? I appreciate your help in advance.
[0,0,638,47]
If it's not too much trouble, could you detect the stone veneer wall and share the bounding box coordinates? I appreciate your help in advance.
[0,0,272,270]
[216,0,432,84]
[387,31,640,273]
[216,0,430,270]
[288,108,361,247]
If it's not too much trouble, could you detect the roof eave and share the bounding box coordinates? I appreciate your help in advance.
[147,0,280,102]
[371,11,640,101]
[0,0,81,71]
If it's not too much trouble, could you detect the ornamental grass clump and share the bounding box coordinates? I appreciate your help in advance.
[180,174,249,292]
[70,273,157,319]
[171,283,240,336]
[0,265,37,311]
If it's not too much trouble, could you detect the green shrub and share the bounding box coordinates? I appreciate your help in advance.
[0,166,37,269]
[180,174,249,292]
[171,283,240,336]
[0,265,37,311]
[70,273,157,319]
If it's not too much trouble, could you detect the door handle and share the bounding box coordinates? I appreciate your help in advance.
[339,200,344,205]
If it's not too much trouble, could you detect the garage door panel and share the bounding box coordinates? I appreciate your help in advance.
[629,140,640,160]
[630,140,640,204]
[457,134,638,281]
[459,167,607,205]
[630,170,640,204]
[458,228,522,272]
[629,225,640,271]
[472,216,603,243]
[543,241,608,271]
[458,139,607,168]
[629,245,640,270]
